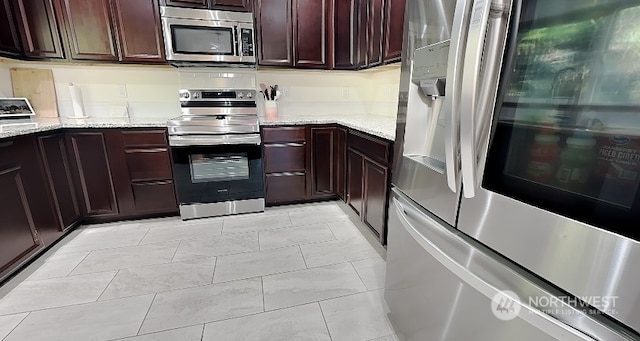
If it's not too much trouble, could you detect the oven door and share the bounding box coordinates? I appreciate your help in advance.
[171,143,264,206]
[162,18,252,63]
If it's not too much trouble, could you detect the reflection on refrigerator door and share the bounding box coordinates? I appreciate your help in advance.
[462,0,640,335]
[387,0,640,339]
[385,190,627,341]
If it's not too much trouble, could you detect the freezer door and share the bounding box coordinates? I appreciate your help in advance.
[457,0,640,333]
[385,189,632,341]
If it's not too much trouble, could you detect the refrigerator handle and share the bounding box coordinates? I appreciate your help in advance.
[443,0,474,192]
[459,0,512,198]
[391,194,628,341]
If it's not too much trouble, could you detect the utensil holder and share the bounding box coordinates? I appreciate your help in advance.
[264,100,278,120]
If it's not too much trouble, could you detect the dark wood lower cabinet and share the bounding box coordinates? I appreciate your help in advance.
[38,133,81,231]
[67,131,120,218]
[346,130,392,244]
[265,173,307,203]
[0,164,41,277]
[335,128,347,200]
[363,158,388,239]
[310,126,336,197]
[347,149,364,215]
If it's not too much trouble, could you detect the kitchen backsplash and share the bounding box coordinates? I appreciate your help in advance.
[0,63,11,98]
[0,58,400,119]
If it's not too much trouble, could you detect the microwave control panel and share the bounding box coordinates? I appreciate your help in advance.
[241,28,254,57]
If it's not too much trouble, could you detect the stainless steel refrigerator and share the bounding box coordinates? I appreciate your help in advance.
[386,0,640,339]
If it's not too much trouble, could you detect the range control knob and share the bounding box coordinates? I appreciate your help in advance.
[237,92,245,99]
[246,92,253,99]
[180,91,190,99]
[193,92,199,99]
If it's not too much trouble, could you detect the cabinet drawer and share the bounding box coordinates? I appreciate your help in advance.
[122,130,168,147]
[348,131,391,165]
[265,173,307,203]
[262,127,307,143]
[131,181,178,213]
[264,144,306,173]
[125,148,172,181]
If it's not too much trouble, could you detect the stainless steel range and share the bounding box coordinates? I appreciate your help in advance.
[168,89,264,220]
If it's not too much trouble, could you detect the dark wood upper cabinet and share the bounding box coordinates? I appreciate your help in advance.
[293,0,329,68]
[164,0,209,9]
[382,0,404,62]
[310,126,335,197]
[0,0,22,56]
[366,0,385,67]
[110,0,165,63]
[13,0,64,58]
[256,0,293,66]
[67,131,119,218]
[333,0,366,69]
[56,0,118,61]
[210,0,251,12]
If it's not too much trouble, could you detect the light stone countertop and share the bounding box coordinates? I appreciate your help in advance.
[0,117,172,139]
[0,114,398,141]
[259,114,397,141]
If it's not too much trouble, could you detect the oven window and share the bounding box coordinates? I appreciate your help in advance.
[171,25,234,55]
[189,153,249,183]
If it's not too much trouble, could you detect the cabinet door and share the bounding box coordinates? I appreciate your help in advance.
[363,158,388,240]
[38,133,81,231]
[256,0,293,66]
[347,149,364,215]
[57,0,118,61]
[0,164,41,276]
[0,0,22,56]
[210,0,251,11]
[265,173,307,204]
[164,0,209,8]
[333,0,366,69]
[366,0,384,66]
[335,128,347,200]
[311,127,335,197]
[293,0,328,68]
[111,0,165,63]
[14,0,64,58]
[382,0,404,62]
[0,140,42,278]
[67,132,119,217]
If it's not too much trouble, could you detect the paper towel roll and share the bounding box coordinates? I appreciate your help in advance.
[69,83,87,118]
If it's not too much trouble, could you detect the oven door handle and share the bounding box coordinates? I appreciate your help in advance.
[169,134,261,146]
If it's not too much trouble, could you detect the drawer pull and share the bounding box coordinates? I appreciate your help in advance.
[266,142,305,148]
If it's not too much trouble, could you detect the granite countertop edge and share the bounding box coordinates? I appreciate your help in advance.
[0,115,397,141]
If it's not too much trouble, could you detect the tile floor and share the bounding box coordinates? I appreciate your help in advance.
[0,201,398,341]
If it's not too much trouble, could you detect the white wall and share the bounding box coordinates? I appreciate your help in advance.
[6,60,181,119]
[1,57,401,119]
[256,65,401,116]
[0,61,12,97]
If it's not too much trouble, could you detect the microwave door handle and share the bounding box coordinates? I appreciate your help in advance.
[444,0,474,193]
[234,26,240,57]
[459,0,511,199]
[472,0,515,191]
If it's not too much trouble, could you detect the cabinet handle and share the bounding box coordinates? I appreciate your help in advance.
[266,142,305,148]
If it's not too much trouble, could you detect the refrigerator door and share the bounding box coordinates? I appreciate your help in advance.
[458,0,640,333]
[392,0,465,225]
[386,189,633,341]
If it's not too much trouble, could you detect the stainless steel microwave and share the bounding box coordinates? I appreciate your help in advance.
[160,6,256,65]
